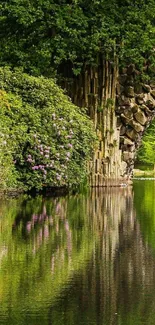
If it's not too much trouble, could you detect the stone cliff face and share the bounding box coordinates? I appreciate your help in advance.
[60,61,155,186]
[116,64,155,178]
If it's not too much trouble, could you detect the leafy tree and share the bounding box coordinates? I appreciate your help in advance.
[137,120,155,169]
[0,0,154,77]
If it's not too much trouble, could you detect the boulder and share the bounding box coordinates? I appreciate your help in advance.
[129,120,144,132]
[134,83,143,94]
[145,100,154,110]
[123,151,135,162]
[126,129,139,141]
[131,104,139,113]
[143,84,151,93]
[118,95,131,106]
[124,137,134,146]
[123,109,133,119]
[124,86,135,98]
[120,125,126,135]
[136,94,144,105]
[151,90,155,99]
[134,109,147,125]
[120,113,131,125]
[141,104,153,116]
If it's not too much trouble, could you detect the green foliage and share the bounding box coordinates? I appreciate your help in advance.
[137,120,155,167]
[0,0,154,76]
[0,67,96,191]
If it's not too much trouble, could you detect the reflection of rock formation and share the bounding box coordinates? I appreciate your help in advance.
[50,188,155,325]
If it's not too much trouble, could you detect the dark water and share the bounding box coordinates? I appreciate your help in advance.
[0,181,155,325]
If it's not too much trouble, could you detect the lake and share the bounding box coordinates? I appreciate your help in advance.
[0,180,155,325]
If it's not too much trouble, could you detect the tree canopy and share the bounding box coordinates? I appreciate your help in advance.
[0,0,155,76]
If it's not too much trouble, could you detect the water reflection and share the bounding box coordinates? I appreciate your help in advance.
[0,184,155,324]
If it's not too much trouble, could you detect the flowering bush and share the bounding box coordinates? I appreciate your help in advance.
[0,68,96,191]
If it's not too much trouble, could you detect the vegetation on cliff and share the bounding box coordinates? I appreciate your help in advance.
[137,120,155,169]
[0,68,96,191]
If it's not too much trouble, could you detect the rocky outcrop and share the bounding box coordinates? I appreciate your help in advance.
[60,60,155,186]
[116,64,155,178]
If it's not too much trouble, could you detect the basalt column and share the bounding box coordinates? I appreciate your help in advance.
[60,62,155,186]
[61,59,126,186]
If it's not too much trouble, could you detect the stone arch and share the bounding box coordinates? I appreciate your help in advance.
[116,65,155,179]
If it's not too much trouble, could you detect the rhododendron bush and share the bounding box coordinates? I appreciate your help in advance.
[0,68,96,191]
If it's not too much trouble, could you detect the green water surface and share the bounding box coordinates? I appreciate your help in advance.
[0,182,154,325]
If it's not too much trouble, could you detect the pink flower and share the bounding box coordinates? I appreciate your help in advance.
[32,166,39,170]
[27,158,33,163]
[26,222,32,232]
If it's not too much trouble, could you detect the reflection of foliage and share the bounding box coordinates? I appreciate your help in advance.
[134,180,155,250]
[0,194,98,324]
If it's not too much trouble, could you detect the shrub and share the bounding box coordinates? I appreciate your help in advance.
[0,68,96,191]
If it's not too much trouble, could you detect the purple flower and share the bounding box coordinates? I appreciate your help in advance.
[32,166,39,170]
[68,144,73,148]
[39,165,44,169]
[27,158,33,163]
[66,152,71,157]
[26,222,32,232]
